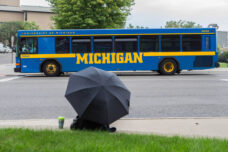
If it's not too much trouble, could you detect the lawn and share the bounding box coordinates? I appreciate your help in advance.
[219,62,228,68]
[0,129,228,152]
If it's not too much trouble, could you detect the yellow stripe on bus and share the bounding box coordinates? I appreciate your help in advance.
[143,52,215,56]
[21,54,76,58]
[21,52,215,59]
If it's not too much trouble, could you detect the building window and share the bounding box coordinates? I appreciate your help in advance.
[161,35,180,52]
[93,37,112,52]
[55,37,70,53]
[72,37,91,53]
[140,35,159,52]
[19,37,38,54]
[115,36,138,52]
[182,35,202,51]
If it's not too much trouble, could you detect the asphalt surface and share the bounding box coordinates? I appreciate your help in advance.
[0,54,228,120]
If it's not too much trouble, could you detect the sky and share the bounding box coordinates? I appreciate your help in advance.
[21,0,228,30]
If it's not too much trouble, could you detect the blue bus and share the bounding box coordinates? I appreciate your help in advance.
[14,28,219,76]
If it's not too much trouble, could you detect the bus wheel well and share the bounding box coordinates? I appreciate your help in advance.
[159,57,180,72]
[40,59,62,72]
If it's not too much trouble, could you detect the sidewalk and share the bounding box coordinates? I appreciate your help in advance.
[0,118,228,139]
[0,64,15,75]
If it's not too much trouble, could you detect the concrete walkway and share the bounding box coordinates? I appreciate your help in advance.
[0,118,228,139]
[0,64,15,75]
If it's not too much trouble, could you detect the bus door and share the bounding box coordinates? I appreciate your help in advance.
[19,37,39,73]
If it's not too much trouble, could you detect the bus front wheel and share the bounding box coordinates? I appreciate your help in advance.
[159,59,177,75]
[43,61,60,77]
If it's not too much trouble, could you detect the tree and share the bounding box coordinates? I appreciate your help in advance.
[22,21,40,30]
[0,21,39,47]
[165,20,202,28]
[127,24,149,29]
[0,22,22,46]
[47,0,135,29]
[127,23,134,29]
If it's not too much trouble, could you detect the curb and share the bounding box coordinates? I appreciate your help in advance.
[1,118,228,139]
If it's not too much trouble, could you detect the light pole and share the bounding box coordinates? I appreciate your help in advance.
[11,36,14,64]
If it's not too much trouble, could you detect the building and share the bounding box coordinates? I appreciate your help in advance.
[217,31,228,51]
[0,0,54,29]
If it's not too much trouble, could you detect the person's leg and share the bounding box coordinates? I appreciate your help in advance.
[105,125,116,132]
[70,116,84,130]
[70,116,78,130]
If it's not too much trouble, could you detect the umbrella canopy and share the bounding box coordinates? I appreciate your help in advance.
[65,67,130,125]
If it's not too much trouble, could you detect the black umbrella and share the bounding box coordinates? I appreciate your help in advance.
[65,67,130,126]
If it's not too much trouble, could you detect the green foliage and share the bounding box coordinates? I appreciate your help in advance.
[217,44,221,55]
[165,20,202,28]
[0,21,22,46]
[127,24,149,29]
[22,21,40,30]
[127,23,134,29]
[0,128,228,152]
[0,21,39,47]
[219,62,228,68]
[47,0,135,29]
[219,51,228,63]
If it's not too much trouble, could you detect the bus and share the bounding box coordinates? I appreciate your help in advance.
[14,28,219,76]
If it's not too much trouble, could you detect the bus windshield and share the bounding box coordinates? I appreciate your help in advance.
[18,37,38,55]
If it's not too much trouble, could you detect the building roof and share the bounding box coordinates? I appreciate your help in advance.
[21,5,52,13]
[0,5,53,13]
[0,5,21,12]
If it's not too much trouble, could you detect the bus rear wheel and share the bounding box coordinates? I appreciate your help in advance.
[43,61,60,77]
[159,59,177,75]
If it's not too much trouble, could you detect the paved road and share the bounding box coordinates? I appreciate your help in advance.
[1,53,228,119]
[0,67,228,120]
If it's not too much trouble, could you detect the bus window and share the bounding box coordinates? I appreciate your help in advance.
[93,37,112,53]
[161,35,180,52]
[72,37,91,53]
[140,35,159,52]
[205,36,210,50]
[55,37,70,53]
[115,36,138,52]
[182,35,202,51]
[19,37,38,54]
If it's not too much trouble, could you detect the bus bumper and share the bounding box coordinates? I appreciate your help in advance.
[215,62,220,68]
[14,67,21,72]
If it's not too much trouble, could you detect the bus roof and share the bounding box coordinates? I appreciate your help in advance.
[17,28,216,37]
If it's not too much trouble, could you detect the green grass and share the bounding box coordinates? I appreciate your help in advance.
[0,129,228,152]
[219,62,228,68]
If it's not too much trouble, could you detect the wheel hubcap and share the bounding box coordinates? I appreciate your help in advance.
[46,64,57,74]
[164,62,174,72]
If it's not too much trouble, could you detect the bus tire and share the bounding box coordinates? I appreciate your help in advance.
[159,59,177,75]
[42,61,60,77]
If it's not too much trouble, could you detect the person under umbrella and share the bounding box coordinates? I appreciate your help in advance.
[65,67,130,132]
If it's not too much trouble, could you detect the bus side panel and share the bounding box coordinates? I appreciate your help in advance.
[57,54,161,72]
[20,55,216,73]
[211,35,218,64]
[21,58,41,73]
[38,37,55,54]
[174,56,215,70]
[175,56,197,70]
[137,56,160,70]
[56,58,78,72]
[54,55,216,72]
